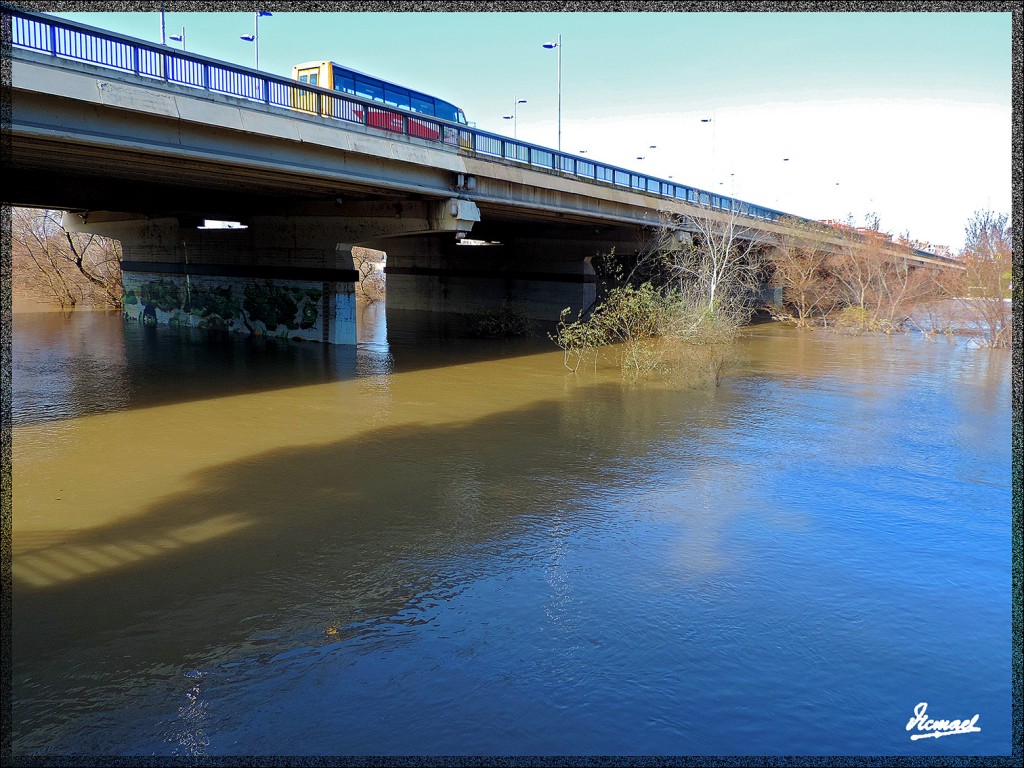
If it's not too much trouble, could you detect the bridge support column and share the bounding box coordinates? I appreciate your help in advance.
[66,214,359,344]
[321,245,358,345]
[381,235,597,325]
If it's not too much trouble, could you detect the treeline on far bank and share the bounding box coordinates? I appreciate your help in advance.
[763,209,1011,347]
[549,206,1011,379]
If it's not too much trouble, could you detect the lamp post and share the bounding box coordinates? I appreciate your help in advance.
[240,11,272,70]
[159,1,166,45]
[542,34,562,151]
[781,157,790,208]
[502,96,528,140]
[169,27,185,50]
[700,116,716,188]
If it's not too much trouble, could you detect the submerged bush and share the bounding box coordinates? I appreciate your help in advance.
[552,282,743,383]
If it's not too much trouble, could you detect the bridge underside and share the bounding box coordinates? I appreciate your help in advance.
[58,200,645,345]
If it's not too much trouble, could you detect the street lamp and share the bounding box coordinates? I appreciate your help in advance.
[168,27,185,50]
[240,11,272,70]
[700,115,717,187]
[542,34,562,151]
[502,96,528,140]
[772,157,799,209]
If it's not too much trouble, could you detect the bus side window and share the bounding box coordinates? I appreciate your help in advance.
[355,76,384,103]
[410,94,435,116]
[333,73,355,95]
[384,87,410,110]
[434,100,458,122]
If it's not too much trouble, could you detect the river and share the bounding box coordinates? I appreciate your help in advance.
[8,305,1013,756]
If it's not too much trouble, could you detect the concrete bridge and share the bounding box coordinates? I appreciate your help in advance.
[3,9,952,344]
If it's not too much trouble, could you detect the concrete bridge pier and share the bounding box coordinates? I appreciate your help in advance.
[62,213,361,344]
[379,234,601,326]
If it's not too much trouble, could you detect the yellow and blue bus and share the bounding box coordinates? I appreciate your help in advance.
[291,60,468,139]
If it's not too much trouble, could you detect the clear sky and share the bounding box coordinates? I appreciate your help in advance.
[49,7,1013,252]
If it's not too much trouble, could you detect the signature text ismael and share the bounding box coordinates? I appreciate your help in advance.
[906,702,981,740]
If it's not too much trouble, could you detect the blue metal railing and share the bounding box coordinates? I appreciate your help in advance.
[7,8,796,225]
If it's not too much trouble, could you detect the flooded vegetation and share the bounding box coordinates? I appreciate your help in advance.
[9,307,1012,756]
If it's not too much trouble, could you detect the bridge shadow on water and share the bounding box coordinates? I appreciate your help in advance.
[11,375,753,752]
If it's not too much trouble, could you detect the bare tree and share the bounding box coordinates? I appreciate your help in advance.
[352,246,386,303]
[11,208,122,308]
[940,210,1012,347]
[665,203,768,323]
[768,220,842,326]
[871,243,937,332]
[11,207,80,307]
[828,216,936,332]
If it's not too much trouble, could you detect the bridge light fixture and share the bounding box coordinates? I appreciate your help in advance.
[241,11,272,70]
[168,27,184,50]
[501,96,527,139]
[541,34,562,151]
